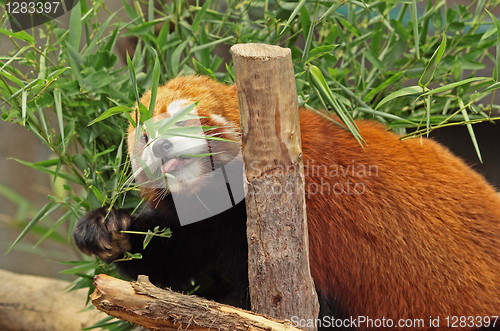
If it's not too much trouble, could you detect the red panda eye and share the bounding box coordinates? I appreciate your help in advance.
[140,134,149,144]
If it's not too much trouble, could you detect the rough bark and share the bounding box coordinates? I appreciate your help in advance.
[0,268,102,331]
[90,274,301,331]
[231,43,320,331]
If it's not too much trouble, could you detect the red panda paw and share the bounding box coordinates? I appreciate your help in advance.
[72,207,132,263]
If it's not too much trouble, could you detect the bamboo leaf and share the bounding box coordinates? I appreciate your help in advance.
[423,77,490,96]
[280,0,307,35]
[460,100,482,163]
[59,261,98,275]
[375,86,422,110]
[0,29,35,44]
[190,36,234,53]
[21,90,27,127]
[171,40,189,76]
[411,0,420,59]
[10,158,81,184]
[157,102,198,134]
[305,45,338,64]
[88,106,132,126]
[308,65,363,145]
[486,9,500,82]
[68,0,82,50]
[34,210,72,248]
[192,0,211,32]
[149,49,161,117]
[90,185,105,204]
[419,32,446,88]
[192,58,216,79]
[127,51,150,122]
[53,89,65,153]
[364,72,405,102]
[6,201,59,253]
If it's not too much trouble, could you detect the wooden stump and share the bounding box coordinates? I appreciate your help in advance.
[231,43,320,331]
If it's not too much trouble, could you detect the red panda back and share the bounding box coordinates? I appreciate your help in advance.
[300,109,500,328]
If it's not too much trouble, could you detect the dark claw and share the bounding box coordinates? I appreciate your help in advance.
[73,207,132,263]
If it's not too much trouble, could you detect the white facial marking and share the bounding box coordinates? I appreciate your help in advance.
[167,99,190,115]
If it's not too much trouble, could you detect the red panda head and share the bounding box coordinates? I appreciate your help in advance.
[127,76,242,201]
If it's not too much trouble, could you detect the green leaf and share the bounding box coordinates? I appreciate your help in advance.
[355,107,415,123]
[460,101,482,163]
[390,19,409,41]
[305,45,338,64]
[135,156,154,180]
[34,210,72,248]
[0,29,35,44]
[280,0,307,35]
[143,117,156,140]
[21,90,27,127]
[59,261,98,274]
[171,40,189,76]
[83,12,117,56]
[486,9,500,82]
[419,32,446,88]
[68,0,82,51]
[90,185,105,204]
[10,158,81,184]
[87,106,132,126]
[192,58,216,79]
[302,2,318,63]
[53,89,65,153]
[7,201,59,253]
[300,4,311,43]
[0,183,35,208]
[422,77,490,96]
[0,45,31,74]
[411,0,420,59]
[364,50,385,71]
[375,86,422,110]
[149,49,161,118]
[157,102,198,134]
[190,36,234,53]
[364,72,405,102]
[308,65,364,145]
[123,21,158,36]
[372,21,383,54]
[419,0,433,45]
[81,71,112,90]
[143,230,154,249]
[198,28,211,68]
[127,51,150,121]
[192,0,211,32]
[481,81,500,94]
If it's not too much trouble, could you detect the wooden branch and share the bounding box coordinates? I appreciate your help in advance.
[231,43,320,330]
[0,268,102,331]
[91,274,302,331]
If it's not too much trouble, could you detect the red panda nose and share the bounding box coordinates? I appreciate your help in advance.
[152,139,173,158]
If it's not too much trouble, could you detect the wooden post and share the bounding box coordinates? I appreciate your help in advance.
[231,43,319,330]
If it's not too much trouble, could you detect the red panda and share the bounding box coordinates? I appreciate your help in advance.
[73,75,500,330]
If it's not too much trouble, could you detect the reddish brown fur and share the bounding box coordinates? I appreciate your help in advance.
[300,113,500,328]
[131,76,500,330]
